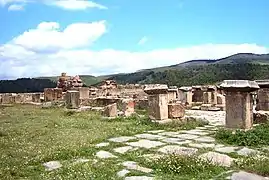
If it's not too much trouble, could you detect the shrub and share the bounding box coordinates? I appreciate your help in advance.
[215,123,269,147]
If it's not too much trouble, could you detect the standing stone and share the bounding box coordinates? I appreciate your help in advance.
[122,99,135,117]
[178,87,193,105]
[168,88,178,103]
[168,103,185,118]
[216,94,226,111]
[255,80,269,111]
[220,80,260,129]
[103,103,117,117]
[65,90,80,109]
[32,93,41,103]
[144,84,168,120]
[203,86,217,105]
[192,86,204,103]
[44,88,63,102]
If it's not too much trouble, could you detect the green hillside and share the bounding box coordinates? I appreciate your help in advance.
[2,53,269,93]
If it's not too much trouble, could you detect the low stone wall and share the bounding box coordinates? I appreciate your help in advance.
[0,93,43,104]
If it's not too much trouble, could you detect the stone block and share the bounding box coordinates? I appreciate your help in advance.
[144,84,168,95]
[65,90,80,109]
[71,87,89,99]
[148,94,168,120]
[32,93,41,103]
[103,103,117,117]
[44,88,63,102]
[220,80,259,130]
[168,89,177,103]
[200,104,213,111]
[168,103,185,118]
[122,99,135,117]
[254,111,269,124]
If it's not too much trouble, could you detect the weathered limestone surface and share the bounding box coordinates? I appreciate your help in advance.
[44,88,63,102]
[168,103,185,118]
[32,93,41,103]
[220,80,259,129]
[144,84,169,120]
[256,80,269,111]
[122,99,135,117]
[103,103,117,117]
[167,89,177,103]
[65,90,80,109]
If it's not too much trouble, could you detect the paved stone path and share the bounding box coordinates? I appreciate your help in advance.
[43,110,268,179]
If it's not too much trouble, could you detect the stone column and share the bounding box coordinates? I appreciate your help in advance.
[255,80,269,111]
[65,90,80,109]
[220,80,259,129]
[144,84,169,121]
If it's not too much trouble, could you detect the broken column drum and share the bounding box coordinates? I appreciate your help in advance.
[65,90,80,109]
[255,80,269,111]
[220,80,260,129]
[144,84,169,120]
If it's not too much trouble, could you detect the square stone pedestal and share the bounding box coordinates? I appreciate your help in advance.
[144,84,169,121]
[65,90,80,109]
[220,80,259,129]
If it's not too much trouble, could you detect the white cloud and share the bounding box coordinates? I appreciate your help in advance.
[12,21,106,52]
[0,21,269,79]
[46,0,107,10]
[7,3,24,11]
[0,0,107,10]
[138,36,148,45]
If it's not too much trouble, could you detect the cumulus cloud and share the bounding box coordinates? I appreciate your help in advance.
[0,0,107,10]
[0,21,269,79]
[138,36,148,45]
[12,21,106,52]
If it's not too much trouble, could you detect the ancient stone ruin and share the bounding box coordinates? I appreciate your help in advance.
[220,80,259,129]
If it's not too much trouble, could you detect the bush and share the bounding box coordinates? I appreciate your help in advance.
[215,123,269,146]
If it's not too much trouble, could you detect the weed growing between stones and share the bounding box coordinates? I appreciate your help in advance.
[214,123,269,147]
[234,154,269,176]
[147,154,227,179]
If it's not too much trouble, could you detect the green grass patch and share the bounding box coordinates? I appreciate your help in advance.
[146,154,227,179]
[234,154,269,176]
[214,123,269,147]
[0,104,206,179]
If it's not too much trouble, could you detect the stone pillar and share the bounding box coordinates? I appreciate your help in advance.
[220,80,259,129]
[103,103,117,117]
[65,90,80,109]
[144,84,168,121]
[255,80,269,111]
[178,87,193,105]
[216,94,226,111]
[44,88,63,102]
[192,86,203,103]
[122,99,135,117]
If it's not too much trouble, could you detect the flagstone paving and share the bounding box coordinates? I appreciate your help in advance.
[42,110,269,179]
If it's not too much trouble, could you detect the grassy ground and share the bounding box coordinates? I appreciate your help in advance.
[0,104,207,180]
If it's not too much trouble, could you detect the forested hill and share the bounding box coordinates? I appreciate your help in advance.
[0,78,56,93]
[1,53,269,93]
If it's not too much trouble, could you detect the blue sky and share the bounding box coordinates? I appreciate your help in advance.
[0,0,269,79]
